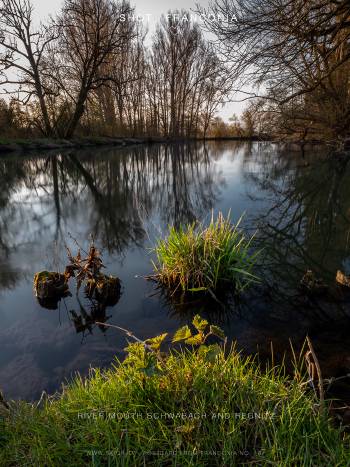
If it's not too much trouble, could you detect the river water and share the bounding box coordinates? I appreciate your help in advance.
[1,141,350,401]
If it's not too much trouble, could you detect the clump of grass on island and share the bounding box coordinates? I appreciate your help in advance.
[1,316,349,466]
[152,212,260,296]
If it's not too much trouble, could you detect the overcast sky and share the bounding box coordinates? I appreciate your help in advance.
[32,0,245,119]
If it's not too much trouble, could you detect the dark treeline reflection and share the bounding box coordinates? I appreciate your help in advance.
[2,142,350,299]
[246,147,350,294]
[157,145,350,334]
[0,143,223,264]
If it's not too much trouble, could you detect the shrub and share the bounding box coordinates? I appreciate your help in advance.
[152,212,260,296]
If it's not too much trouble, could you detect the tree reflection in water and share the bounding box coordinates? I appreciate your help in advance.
[246,147,350,299]
[0,143,222,260]
[236,147,350,402]
[0,143,223,335]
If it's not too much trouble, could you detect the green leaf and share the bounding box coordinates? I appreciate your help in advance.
[139,363,160,377]
[204,344,221,363]
[188,287,207,292]
[210,325,226,341]
[124,342,145,357]
[172,325,192,343]
[139,354,160,377]
[192,314,208,332]
[145,333,168,351]
[185,333,204,346]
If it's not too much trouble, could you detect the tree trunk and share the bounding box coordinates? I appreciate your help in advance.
[64,93,87,139]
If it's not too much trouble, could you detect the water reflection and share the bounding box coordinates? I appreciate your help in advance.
[248,150,350,292]
[240,148,350,403]
[69,297,114,336]
[1,142,350,401]
[0,144,222,262]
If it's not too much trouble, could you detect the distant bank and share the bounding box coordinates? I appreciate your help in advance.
[0,136,269,154]
[1,136,348,155]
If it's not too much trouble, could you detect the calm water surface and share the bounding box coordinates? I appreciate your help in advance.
[1,142,350,400]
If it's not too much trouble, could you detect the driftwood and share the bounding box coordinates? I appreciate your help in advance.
[95,321,155,352]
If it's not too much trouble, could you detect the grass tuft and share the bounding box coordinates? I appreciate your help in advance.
[153,212,260,296]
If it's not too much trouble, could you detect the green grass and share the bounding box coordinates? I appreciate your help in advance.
[1,321,349,466]
[153,212,260,296]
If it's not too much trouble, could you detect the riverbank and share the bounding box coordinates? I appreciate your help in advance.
[0,136,169,154]
[1,336,349,466]
[1,136,348,156]
[0,135,275,155]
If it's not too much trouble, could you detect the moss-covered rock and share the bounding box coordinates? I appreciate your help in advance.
[33,271,70,309]
[85,274,121,306]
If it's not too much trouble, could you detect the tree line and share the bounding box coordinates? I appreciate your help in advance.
[1,0,349,144]
[199,0,350,146]
[0,1,231,139]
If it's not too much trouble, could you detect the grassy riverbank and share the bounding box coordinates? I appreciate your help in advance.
[1,336,349,466]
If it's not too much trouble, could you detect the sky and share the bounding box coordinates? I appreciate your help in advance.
[32,0,245,120]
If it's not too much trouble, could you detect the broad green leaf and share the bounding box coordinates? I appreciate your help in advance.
[172,325,192,343]
[204,344,221,363]
[185,333,204,346]
[210,325,226,340]
[139,363,160,377]
[145,333,168,351]
[139,354,160,377]
[124,342,145,356]
[192,314,208,332]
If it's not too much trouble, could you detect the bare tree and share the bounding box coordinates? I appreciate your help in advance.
[52,0,134,138]
[199,0,350,144]
[0,4,231,139]
[0,0,58,135]
[148,10,229,138]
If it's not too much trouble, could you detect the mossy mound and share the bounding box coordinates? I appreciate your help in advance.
[33,271,70,309]
[85,274,121,306]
